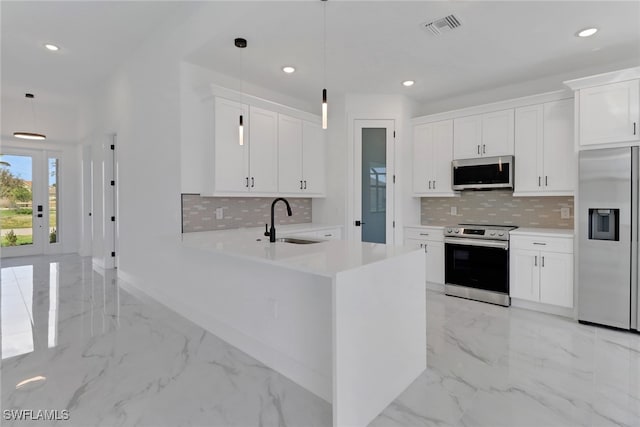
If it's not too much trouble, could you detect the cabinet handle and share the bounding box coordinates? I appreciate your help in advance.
[251,177,255,188]
[634,122,637,136]
[533,242,546,245]
[545,176,548,186]
[324,234,332,237]
[424,245,428,253]
[534,255,537,266]
[477,145,480,155]
[433,180,436,189]
[483,144,486,154]
[542,256,545,267]
[304,180,307,189]
[245,177,249,188]
[538,176,541,187]
[300,180,303,190]
[419,233,429,236]
[428,180,432,189]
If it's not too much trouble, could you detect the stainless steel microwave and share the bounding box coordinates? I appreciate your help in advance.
[452,156,514,190]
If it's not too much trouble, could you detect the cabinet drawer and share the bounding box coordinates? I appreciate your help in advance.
[317,228,341,240]
[510,236,573,253]
[404,227,444,242]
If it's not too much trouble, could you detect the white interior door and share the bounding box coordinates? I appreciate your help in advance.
[1,148,62,257]
[353,120,395,244]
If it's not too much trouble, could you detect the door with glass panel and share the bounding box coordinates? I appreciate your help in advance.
[0,149,61,257]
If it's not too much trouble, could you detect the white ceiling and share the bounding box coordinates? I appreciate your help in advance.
[1,1,640,142]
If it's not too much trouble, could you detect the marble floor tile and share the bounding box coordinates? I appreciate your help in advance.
[2,255,640,427]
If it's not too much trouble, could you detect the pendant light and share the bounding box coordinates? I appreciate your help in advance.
[14,93,46,140]
[235,37,247,145]
[321,0,328,130]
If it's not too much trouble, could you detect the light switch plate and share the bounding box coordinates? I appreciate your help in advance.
[560,207,570,219]
[450,206,457,216]
[215,207,224,220]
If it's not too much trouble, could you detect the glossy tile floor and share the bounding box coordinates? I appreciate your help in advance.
[2,255,639,427]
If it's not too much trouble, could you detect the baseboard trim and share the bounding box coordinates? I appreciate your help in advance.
[511,298,574,318]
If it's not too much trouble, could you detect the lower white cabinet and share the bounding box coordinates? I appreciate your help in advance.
[285,227,342,240]
[404,227,444,285]
[510,233,573,308]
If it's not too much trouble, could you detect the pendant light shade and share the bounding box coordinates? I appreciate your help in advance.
[321,0,328,130]
[236,37,247,145]
[14,93,46,140]
[322,88,327,130]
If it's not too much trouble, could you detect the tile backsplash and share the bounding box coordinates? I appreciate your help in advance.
[182,195,312,233]
[421,190,574,229]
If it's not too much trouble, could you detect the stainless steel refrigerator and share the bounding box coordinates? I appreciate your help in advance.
[578,147,639,331]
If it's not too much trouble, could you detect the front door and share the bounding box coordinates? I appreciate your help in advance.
[1,149,61,257]
[354,120,395,244]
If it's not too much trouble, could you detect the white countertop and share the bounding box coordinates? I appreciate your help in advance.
[510,228,574,238]
[180,224,417,278]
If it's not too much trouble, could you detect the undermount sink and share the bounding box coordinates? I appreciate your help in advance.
[276,237,322,244]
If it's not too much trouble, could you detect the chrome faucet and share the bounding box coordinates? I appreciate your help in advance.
[264,198,292,243]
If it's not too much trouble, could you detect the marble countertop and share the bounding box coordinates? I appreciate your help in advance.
[180,224,417,278]
[510,228,574,238]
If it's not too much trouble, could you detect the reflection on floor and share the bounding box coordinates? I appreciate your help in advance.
[2,255,639,426]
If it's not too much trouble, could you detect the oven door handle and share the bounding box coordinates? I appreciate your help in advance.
[444,237,509,250]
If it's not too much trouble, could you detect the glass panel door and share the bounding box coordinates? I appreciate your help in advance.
[0,154,36,250]
[48,157,59,244]
[361,128,387,244]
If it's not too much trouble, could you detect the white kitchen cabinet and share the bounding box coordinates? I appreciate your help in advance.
[212,97,250,194]
[249,106,279,194]
[277,115,326,196]
[412,120,455,196]
[404,227,444,285]
[510,233,573,308]
[283,227,342,240]
[301,121,326,195]
[208,98,278,195]
[514,99,574,195]
[578,80,640,146]
[453,109,514,159]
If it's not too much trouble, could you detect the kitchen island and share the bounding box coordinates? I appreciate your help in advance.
[121,225,426,427]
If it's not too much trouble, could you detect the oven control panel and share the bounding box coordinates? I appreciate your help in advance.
[444,225,515,241]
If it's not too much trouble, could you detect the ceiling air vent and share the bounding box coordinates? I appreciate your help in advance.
[422,14,462,36]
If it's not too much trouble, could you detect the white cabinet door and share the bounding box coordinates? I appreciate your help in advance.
[543,99,575,192]
[515,105,544,193]
[453,115,482,159]
[579,80,640,146]
[278,114,303,194]
[249,106,278,193]
[302,121,326,195]
[539,252,573,308]
[432,120,454,193]
[425,241,444,285]
[482,109,514,157]
[214,97,250,193]
[413,123,435,193]
[510,249,540,302]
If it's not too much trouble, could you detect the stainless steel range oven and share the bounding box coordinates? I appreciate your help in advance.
[444,224,517,306]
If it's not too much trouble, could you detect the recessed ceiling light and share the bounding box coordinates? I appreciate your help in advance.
[402,80,415,87]
[577,28,598,38]
[282,66,296,74]
[44,43,59,51]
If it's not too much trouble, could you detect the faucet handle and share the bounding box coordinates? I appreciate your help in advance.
[264,224,270,236]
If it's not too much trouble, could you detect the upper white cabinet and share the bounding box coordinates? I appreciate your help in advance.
[453,109,514,159]
[579,80,640,146]
[211,97,251,194]
[514,99,575,195]
[278,115,326,196]
[412,120,455,196]
[202,94,325,197]
[249,106,279,194]
[210,98,277,195]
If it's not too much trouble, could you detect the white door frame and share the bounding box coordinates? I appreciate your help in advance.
[348,119,395,244]
[0,146,64,257]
